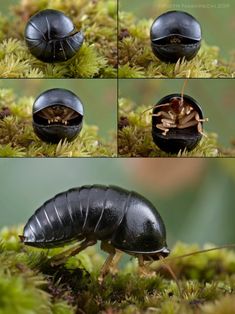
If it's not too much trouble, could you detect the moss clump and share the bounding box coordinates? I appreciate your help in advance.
[118,12,235,78]
[118,98,221,157]
[0,0,117,78]
[1,226,235,314]
[0,89,116,157]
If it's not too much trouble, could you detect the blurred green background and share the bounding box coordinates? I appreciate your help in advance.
[0,0,18,15]
[120,0,235,59]
[119,79,235,148]
[0,158,235,248]
[0,79,117,140]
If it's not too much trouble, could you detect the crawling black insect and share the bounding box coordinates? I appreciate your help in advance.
[20,185,169,278]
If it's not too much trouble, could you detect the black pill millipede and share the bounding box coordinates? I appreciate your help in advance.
[32,88,84,144]
[24,9,84,63]
[20,184,235,285]
[20,185,169,279]
[151,80,208,154]
[150,10,201,63]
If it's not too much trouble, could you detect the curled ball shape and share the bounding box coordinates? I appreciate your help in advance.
[32,88,84,143]
[150,11,201,63]
[152,94,204,153]
[24,9,84,63]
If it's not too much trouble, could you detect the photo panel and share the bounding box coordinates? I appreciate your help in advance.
[2,158,235,251]
[118,0,235,78]
[0,0,117,78]
[118,79,235,157]
[0,79,117,157]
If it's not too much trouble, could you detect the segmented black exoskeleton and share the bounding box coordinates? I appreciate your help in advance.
[21,185,235,284]
[32,88,84,143]
[21,185,169,278]
[24,9,84,63]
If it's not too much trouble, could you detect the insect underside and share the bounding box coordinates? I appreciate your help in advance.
[153,99,208,136]
[170,36,181,44]
[48,238,161,282]
[37,106,79,125]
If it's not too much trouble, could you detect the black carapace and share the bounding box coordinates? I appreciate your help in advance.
[24,9,84,63]
[20,185,169,278]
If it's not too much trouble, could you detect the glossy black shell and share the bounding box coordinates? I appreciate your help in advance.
[24,9,84,63]
[22,185,169,255]
[32,88,84,143]
[152,94,204,154]
[150,11,201,63]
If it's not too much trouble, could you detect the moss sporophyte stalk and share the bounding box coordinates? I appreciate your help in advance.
[0,0,117,78]
[1,226,235,314]
[0,89,116,157]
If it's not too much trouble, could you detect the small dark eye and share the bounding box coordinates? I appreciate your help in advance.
[150,11,201,63]
[32,88,84,143]
[152,94,206,153]
[24,9,84,63]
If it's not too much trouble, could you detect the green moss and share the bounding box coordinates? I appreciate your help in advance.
[1,227,235,314]
[118,98,222,157]
[0,0,117,78]
[118,12,235,78]
[0,89,116,157]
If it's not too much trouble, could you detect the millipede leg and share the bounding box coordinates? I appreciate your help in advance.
[110,251,123,273]
[137,254,154,276]
[50,238,96,266]
[98,240,124,282]
[98,252,116,283]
